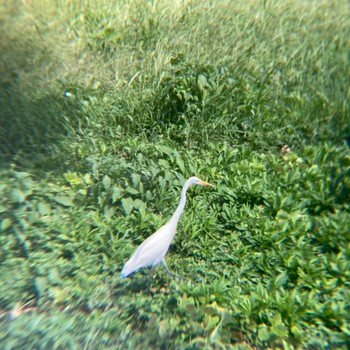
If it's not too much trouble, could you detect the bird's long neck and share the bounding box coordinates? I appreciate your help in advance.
[169,180,191,228]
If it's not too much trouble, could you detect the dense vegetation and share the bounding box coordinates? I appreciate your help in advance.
[1,0,349,348]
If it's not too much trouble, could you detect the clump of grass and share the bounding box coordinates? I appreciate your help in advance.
[2,0,349,158]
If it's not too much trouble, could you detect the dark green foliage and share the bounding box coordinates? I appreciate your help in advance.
[1,0,350,349]
[1,143,349,349]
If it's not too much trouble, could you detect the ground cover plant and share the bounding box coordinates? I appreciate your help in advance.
[0,0,349,348]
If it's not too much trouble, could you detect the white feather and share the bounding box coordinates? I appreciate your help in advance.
[120,177,212,278]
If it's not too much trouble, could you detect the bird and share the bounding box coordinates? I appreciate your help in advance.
[120,176,213,281]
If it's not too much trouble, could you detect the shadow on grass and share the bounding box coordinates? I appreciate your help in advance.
[0,88,83,161]
[113,274,179,297]
[0,14,83,167]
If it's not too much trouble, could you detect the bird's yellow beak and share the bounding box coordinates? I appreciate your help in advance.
[199,180,213,187]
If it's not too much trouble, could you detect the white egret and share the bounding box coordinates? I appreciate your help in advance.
[121,176,213,280]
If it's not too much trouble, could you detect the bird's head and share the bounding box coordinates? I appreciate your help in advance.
[189,176,213,187]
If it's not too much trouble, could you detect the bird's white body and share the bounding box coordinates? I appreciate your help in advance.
[121,176,212,278]
[121,221,175,277]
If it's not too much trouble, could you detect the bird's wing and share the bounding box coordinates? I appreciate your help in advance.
[121,223,175,277]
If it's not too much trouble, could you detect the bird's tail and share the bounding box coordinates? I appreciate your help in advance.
[120,263,132,277]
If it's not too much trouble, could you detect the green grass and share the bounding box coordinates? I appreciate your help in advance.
[1,0,350,349]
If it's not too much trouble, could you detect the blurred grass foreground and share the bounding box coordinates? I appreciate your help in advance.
[0,0,349,349]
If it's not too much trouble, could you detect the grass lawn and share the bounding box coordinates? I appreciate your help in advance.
[0,0,349,348]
